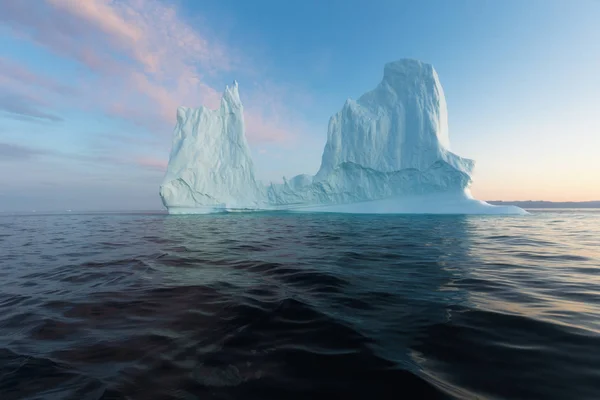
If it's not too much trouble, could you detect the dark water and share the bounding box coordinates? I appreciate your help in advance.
[1,210,599,400]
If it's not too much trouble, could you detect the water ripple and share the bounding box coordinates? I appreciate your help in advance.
[0,209,599,399]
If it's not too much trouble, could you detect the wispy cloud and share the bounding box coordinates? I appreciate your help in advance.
[0,57,70,122]
[0,92,63,122]
[0,142,48,160]
[0,140,169,177]
[0,57,77,96]
[0,0,303,143]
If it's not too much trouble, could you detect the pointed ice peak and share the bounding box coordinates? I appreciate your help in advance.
[342,98,361,116]
[222,80,242,108]
[176,106,188,123]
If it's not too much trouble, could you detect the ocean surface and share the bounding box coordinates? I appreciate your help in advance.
[1,209,599,400]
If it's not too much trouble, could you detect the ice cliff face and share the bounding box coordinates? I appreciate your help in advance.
[267,59,475,206]
[317,60,456,177]
[159,81,263,212]
[160,59,525,215]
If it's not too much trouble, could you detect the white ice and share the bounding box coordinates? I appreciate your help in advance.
[159,81,264,212]
[159,59,526,215]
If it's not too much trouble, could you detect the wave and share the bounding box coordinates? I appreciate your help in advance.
[1,211,599,399]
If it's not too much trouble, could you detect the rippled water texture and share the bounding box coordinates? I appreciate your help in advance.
[1,210,599,399]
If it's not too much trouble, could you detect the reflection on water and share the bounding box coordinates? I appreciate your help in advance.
[0,210,599,399]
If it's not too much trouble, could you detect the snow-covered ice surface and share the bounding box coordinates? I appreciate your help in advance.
[160,59,526,215]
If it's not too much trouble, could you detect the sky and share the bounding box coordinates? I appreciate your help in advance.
[1,0,599,211]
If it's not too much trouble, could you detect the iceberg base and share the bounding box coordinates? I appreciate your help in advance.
[166,206,265,215]
[166,191,527,215]
[284,192,526,215]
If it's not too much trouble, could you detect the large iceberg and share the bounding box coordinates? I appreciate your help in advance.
[160,59,525,215]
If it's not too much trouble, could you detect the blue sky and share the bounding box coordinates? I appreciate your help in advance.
[1,0,599,211]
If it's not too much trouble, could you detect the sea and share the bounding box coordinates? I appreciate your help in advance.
[1,209,599,400]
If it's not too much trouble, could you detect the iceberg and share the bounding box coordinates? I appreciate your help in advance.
[159,81,264,213]
[160,59,525,215]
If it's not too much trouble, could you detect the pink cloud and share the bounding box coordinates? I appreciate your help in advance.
[45,0,233,76]
[135,157,168,171]
[0,0,310,145]
[47,0,143,44]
